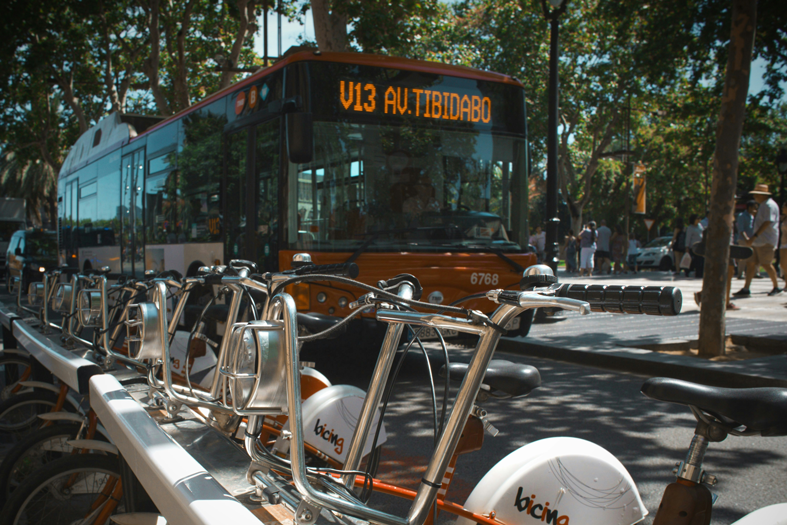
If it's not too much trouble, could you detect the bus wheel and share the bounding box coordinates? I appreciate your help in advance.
[515,309,535,338]
[186,261,205,277]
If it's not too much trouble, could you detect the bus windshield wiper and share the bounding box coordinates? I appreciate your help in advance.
[344,226,461,264]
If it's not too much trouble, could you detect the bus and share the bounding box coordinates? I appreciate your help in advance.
[57,49,537,337]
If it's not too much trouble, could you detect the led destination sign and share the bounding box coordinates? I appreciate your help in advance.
[339,80,493,124]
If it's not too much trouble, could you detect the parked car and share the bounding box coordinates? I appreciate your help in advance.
[5,229,58,294]
[636,236,674,271]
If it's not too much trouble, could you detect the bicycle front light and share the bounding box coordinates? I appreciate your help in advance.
[125,303,162,361]
[221,321,288,415]
[51,283,73,312]
[77,289,103,327]
[27,282,45,306]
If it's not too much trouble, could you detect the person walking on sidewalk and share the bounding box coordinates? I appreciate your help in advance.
[684,214,704,278]
[627,232,641,273]
[579,222,597,277]
[779,201,787,289]
[595,220,612,275]
[672,218,686,275]
[735,200,758,280]
[564,230,578,273]
[734,184,782,297]
[611,225,626,274]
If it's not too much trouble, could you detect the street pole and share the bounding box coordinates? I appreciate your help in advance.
[543,0,568,273]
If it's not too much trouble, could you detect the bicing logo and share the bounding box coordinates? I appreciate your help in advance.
[313,418,345,455]
[514,487,570,525]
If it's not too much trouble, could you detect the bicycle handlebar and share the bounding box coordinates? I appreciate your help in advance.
[554,283,682,316]
[292,262,360,279]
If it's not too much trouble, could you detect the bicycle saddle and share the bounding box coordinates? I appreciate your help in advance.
[642,377,787,436]
[440,360,541,398]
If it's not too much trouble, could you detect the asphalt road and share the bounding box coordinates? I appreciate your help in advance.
[312,347,787,525]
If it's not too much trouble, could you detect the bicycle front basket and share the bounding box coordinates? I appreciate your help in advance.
[51,283,73,312]
[27,282,45,307]
[77,289,103,327]
[221,320,288,415]
[125,302,163,361]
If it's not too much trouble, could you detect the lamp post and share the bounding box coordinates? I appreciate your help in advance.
[542,0,568,273]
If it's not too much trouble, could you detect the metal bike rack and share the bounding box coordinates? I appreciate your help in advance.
[11,316,102,394]
[0,303,295,525]
[90,375,265,525]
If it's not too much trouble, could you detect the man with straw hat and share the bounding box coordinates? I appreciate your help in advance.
[734,183,782,297]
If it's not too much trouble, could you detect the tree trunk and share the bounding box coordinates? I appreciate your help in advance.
[698,0,757,357]
[219,0,256,90]
[141,0,172,116]
[312,0,348,52]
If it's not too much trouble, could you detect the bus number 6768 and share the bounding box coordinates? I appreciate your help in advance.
[471,273,499,286]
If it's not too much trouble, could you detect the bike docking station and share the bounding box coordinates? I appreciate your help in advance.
[0,270,304,525]
[3,261,787,525]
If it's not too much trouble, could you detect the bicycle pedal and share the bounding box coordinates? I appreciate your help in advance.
[483,420,500,437]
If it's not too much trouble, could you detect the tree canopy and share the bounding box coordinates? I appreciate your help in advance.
[0,0,785,232]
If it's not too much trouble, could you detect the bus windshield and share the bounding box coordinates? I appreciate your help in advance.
[289,121,525,254]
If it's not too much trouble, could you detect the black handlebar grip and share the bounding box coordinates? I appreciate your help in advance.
[203,274,224,286]
[294,262,360,279]
[556,284,682,316]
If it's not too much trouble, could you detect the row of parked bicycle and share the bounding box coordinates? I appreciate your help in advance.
[0,256,785,525]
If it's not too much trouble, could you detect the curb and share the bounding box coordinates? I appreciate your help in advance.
[497,338,787,389]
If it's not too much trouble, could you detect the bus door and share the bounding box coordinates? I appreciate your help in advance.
[121,150,145,276]
[224,117,280,271]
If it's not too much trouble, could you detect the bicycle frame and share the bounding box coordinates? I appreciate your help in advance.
[243,288,589,525]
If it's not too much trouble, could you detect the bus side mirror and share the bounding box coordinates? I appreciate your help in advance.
[286,112,313,164]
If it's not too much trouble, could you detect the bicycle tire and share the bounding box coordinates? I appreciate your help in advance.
[0,390,69,438]
[0,454,124,525]
[0,422,86,507]
[0,354,32,401]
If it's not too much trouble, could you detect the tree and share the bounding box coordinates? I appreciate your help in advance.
[698,0,758,357]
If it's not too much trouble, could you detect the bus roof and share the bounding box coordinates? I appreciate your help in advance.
[138,50,524,139]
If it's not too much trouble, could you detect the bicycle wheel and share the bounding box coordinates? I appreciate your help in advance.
[0,454,124,525]
[0,422,84,507]
[0,390,61,438]
[0,354,32,401]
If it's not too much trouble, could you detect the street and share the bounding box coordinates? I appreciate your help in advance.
[318,349,787,525]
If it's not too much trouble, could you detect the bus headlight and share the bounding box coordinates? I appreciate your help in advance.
[77,289,103,327]
[51,283,73,312]
[221,321,287,415]
[125,303,162,361]
[27,282,45,306]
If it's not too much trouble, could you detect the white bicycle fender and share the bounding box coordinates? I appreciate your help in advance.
[66,439,119,455]
[456,437,647,525]
[37,412,86,424]
[19,381,61,394]
[730,503,787,525]
[275,384,386,464]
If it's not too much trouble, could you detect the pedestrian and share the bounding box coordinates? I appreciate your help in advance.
[595,220,612,275]
[671,218,686,275]
[610,225,626,275]
[529,226,546,263]
[579,222,597,277]
[735,200,758,280]
[627,232,641,273]
[780,201,787,289]
[564,229,578,273]
[684,214,704,278]
[734,184,782,297]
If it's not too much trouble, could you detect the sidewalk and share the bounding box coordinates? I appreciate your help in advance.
[499,269,787,388]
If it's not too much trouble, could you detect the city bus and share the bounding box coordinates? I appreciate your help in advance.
[57,49,537,337]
